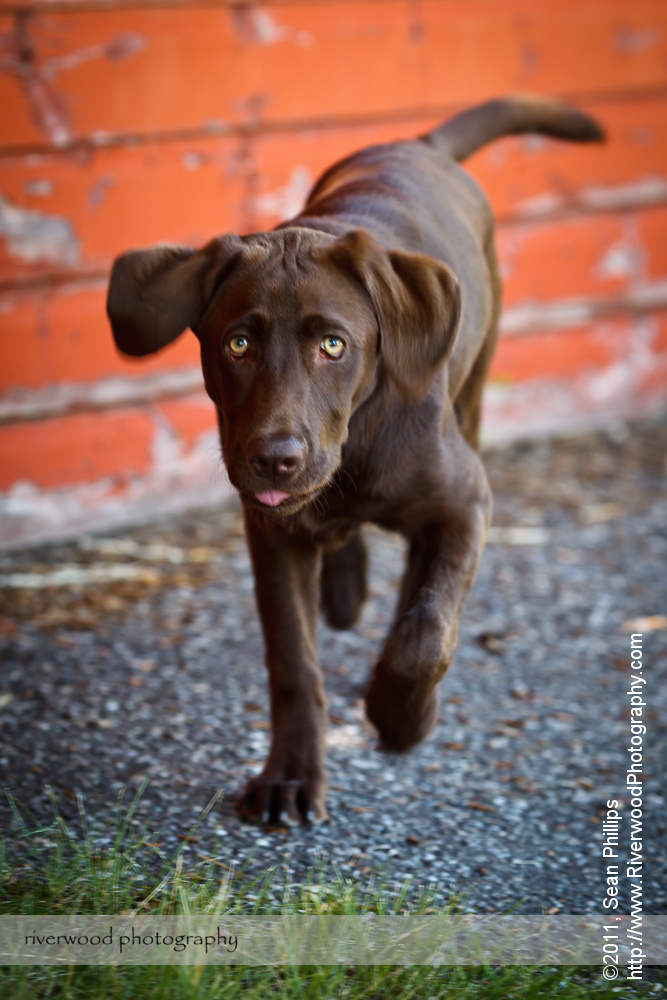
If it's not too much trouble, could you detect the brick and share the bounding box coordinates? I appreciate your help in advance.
[483,312,667,444]
[155,396,217,453]
[0,284,201,393]
[490,312,667,384]
[0,394,219,492]
[0,137,248,282]
[0,407,154,489]
[2,1,666,149]
[638,206,667,281]
[3,96,666,284]
[497,206,667,307]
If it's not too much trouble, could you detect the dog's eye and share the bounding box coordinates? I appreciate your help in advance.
[229,335,250,357]
[320,336,345,359]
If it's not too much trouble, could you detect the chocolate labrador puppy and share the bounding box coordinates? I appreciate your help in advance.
[107,95,603,824]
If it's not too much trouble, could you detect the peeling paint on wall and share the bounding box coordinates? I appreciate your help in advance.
[586,317,657,405]
[614,24,663,53]
[500,278,667,335]
[501,298,596,335]
[596,241,641,281]
[230,7,313,48]
[482,346,667,448]
[250,165,312,223]
[0,13,71,146]
[23,179,54,197]
[0,12,146,146]
[516,178,667,218]
[87,174,116,210]
[0,421,229,550]
[45,32,146,73]
[0,191,80,265]
[0,368,205,424]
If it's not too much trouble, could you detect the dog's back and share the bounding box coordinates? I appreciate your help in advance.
[295,94,603,244]
[283,97,601,422]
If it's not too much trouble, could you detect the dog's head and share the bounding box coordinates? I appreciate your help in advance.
[107,227,460,515]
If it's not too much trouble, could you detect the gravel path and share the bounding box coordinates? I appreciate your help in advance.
[1,415,666,914]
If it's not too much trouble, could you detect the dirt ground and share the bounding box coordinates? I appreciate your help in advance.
[1,414,665,914]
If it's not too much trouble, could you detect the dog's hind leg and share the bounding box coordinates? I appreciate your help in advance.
[320,531,368,630]
[453,234,502,450]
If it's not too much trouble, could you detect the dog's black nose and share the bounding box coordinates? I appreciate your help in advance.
[247,434,305,479]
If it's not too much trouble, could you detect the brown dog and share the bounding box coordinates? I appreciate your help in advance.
[107,95,603,824]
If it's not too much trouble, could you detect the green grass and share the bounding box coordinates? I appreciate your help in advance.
[1,785,664,999]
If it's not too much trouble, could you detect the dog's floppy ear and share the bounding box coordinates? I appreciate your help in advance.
[329,230,460,401]
[107,235,244,357]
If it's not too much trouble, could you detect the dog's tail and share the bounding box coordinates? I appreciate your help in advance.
[423,94,605,162]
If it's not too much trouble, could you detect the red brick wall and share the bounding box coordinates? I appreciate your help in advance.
[1,0,666,546]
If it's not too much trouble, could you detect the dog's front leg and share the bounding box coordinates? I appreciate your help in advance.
[236,510,327,824]
[366,440,492,751]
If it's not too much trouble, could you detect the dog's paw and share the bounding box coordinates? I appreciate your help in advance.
[236,768,328,825]
[365,662,440,751]
[365,601,457,750]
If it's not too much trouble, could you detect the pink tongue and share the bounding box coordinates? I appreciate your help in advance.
[255,490,291,507]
